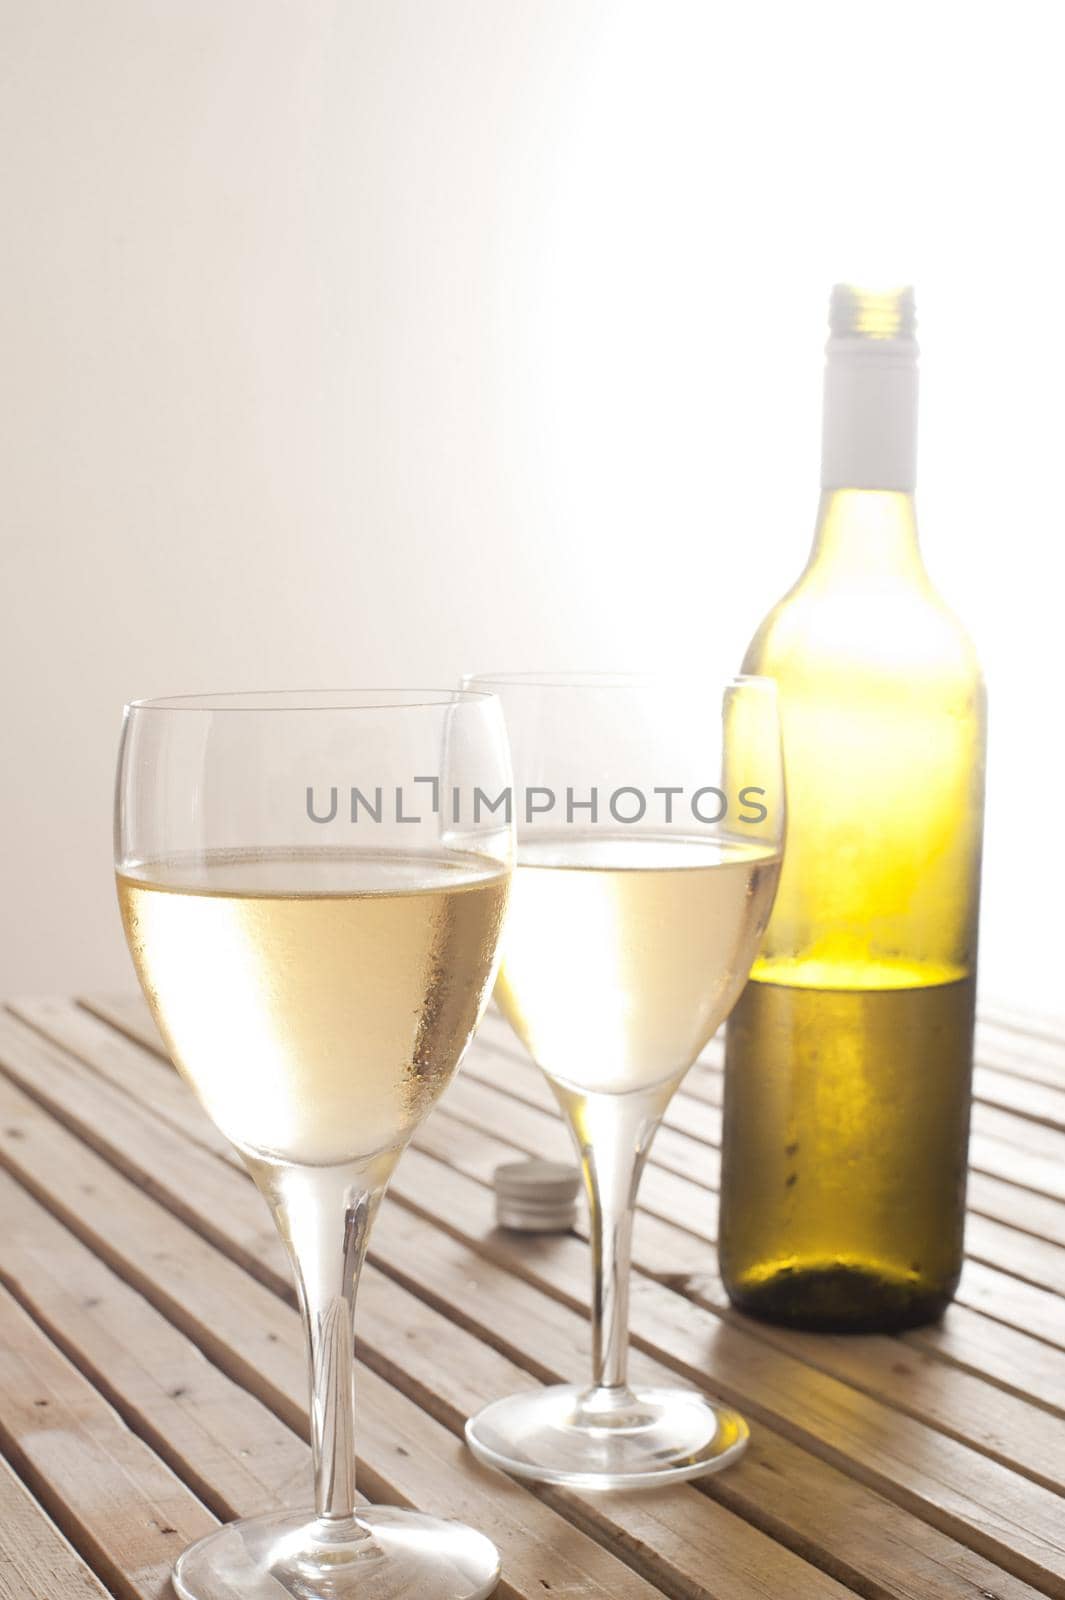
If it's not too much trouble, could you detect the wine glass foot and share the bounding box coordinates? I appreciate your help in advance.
[465,1382,749,1489]
[173,1506,501,1600]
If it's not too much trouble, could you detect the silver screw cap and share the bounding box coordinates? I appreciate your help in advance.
[494,1159,581,1233]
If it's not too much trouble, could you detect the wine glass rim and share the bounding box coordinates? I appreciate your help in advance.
[124,688,498,713]
[463,670,777,692]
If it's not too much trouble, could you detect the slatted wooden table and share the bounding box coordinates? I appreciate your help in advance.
[0,995,1063,1600]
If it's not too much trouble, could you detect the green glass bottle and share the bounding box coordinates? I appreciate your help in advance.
[719,286,986,1332]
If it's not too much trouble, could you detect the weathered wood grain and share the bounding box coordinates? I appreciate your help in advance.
[0,1282,216,1600]
[0,1065,1040,1600]
[0,1059,856,1600]
[6,993,1064,1600]
[0,1455,115,1600]
[17,1000,1065,1413]
[54,997,1065,1312]
[2,1014,1063,1597]
[0,1166,308,1519]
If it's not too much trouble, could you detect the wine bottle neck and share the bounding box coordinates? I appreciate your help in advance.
[810,488,923,580]
[820,335,918,493]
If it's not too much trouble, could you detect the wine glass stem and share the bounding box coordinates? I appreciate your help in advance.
[554,1083,667,1396]
[251,1154,397,1524]
[589,1169,635,1390]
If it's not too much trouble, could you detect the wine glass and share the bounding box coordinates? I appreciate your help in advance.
[462,672,784,1489]
[115,690,513,1600]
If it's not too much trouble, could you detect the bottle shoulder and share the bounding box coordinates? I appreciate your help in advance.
[742,567,984,696]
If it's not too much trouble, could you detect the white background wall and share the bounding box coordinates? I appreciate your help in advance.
[2,0,1061,1007]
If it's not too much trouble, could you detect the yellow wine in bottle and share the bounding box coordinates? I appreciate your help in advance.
[720,287,986,1331]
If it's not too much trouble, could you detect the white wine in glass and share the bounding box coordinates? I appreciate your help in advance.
[118,850,507,1168]
[115,691,512,1600]
[496,833,780,1096]
[463,673,784,1489]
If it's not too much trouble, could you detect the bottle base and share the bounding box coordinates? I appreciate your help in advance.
[724,1261,956,1333]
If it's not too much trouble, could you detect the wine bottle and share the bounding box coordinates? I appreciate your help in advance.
[719,286,986,1332]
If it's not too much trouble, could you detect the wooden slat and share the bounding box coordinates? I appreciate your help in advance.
[14,999,239,1179]
[83,990,1065,1218]
[85,986,1065,1108]
[973,1066,1065,1134]
[76,993,167,1054]
[386,1148,1065,1585]
[374,1010,1065,1293]
[0,1455,115,1600]
[59,998,1065,1561]
[0,1281,215,1600]
[352,1271,863,1600]
[363,1206,1054,1600]
[449,1042,1065,1307]
[6,985,1055,1600]
[26,992,1065,1442]
[418,1092,705,1261]
[398,1026,1065,1357]
[477,1003,1065,1132]
[967,1171,1065,1250]
[676,1269,1065,1487]
[416,1087,1065,1417]
[18,998,1065,1395]
[906,1313,1065,1421]
[455,1006,1065,1218]
[948,1260,1065,1352]
[0,1035,1048,1600]
[4,1015,1063,1598]
[0,1166,308,1519]
[974,1102,1065,1163]
[0,1052,854,1600]
[962,1214,1065,1299]
[445,1065,715,1238]
[12,1004,1055,1465]
[968,1131,1065,1206]
[399,1162,1065,1591]
[981,1004,1065,1053]
[976,1035,1065,1094]
[473,1004,1065,1196]
[0,1086,686,1600]
[418,1084,1065,1405]
[71,991,716,1243]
